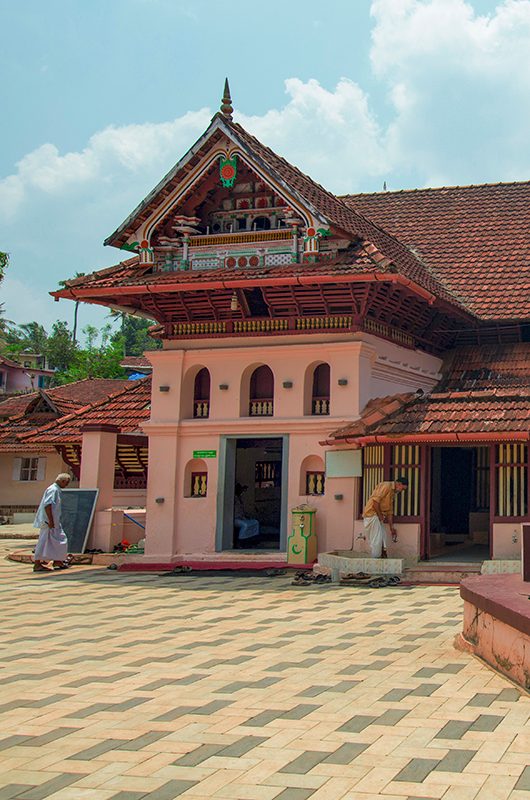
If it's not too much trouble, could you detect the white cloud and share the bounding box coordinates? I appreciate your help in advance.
[0,109,211,220]
[237,78,390,194]
[370,0,530,184]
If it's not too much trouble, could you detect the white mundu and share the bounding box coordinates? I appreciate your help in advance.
[33,483,68,562]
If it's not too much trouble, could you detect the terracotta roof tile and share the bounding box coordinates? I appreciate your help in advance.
[20,378,151,446]
[328,342,530,441]
[343,182,530,320]
[0,378,130,419]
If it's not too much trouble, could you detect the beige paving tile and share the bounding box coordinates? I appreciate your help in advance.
[1,546,529,800]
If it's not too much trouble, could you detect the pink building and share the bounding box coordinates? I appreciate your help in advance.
[0,354,54,394]
[52,82,530,565]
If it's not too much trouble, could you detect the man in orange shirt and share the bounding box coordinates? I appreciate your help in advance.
[362,477,408,558]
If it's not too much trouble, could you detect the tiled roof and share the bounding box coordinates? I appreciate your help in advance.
[20,377,152,446]
[58,119,462,312]
[327,343,530,442]
[120,356,152,369]
[0,378,130,419]
[343,182,530,320]
[58,121,530,322]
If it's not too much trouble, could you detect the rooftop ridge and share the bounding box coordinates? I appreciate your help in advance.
[341,178,530,199]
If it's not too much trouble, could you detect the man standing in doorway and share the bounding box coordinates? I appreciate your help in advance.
[33,473,71,572]
[363,477,408,558]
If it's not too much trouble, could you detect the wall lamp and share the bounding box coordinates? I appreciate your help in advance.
[334,494,344,501]
[155,497,165,504]
[159,385,170,392]
[337,378,348,386]
[219,383,229,391]
[282,380,293,389]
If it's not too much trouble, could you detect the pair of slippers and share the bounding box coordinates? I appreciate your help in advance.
[291,571,331,586]
[340,573,401,588]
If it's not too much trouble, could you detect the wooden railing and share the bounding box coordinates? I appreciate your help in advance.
[165,316,416,349]
[114,476,147,490]
[233,319,289,333]
[249,399,273,416]
[190,229,292,248]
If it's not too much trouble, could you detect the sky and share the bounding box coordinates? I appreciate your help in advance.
[1,0,530,337]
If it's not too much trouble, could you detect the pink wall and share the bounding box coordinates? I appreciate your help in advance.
[2,365,52,393]
[492,523,525,559]
[461,599,529,689]
[141,334,441,557]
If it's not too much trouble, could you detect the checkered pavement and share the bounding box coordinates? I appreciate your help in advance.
[0,540,528,800]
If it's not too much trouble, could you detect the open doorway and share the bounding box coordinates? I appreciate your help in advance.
[218,436,287,551]
[429,446,490,561]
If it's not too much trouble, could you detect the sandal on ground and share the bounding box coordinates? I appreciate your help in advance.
[33,563,54,573]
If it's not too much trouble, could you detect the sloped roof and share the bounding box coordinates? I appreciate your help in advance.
[326,342,530,443]
[343,182,530,320]
[20,377,151,446]
[55,117,530,323]
[0,378,131,419]
[120,356,152,369]
[61,115,462,312]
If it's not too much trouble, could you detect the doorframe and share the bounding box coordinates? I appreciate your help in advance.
[216,434,290,552]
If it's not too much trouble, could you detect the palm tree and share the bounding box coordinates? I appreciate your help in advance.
[58,272,85,343]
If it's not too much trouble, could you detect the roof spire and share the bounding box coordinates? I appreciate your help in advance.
[220,78,233,120]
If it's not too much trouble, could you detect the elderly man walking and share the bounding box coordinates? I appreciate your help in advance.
[363,477,408,558]
[33,473,71,572]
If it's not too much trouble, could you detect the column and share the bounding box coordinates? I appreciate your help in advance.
[80,424,119,551]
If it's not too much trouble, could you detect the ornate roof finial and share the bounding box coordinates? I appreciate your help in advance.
[220,78,233,120]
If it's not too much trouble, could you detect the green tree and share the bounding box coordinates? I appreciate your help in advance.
[12,322,48,355]
[46,320,78,374]
[58,272,86,343]
[54,324,126,384]
[110,314,161,357]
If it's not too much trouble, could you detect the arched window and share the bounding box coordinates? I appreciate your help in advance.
[300,455,326,496]
[253,216,271,231]
[311,363,330,415]
[249,365,274,416]
[184,458,208,498]
[193,368,210,418]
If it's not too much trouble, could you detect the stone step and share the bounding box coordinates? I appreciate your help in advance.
[403,563,482,585]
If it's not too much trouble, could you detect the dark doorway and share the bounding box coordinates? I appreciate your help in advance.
[429,446,490,561]
[222,437,284,550]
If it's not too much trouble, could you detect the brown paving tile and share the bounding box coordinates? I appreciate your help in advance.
[1,542,529,800]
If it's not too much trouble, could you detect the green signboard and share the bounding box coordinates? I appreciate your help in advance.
[193,450,217,459]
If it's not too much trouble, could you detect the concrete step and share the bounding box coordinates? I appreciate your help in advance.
[403,562,482,585]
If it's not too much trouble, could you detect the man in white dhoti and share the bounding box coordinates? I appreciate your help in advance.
[362,477,408,558]
[33,473,71,572]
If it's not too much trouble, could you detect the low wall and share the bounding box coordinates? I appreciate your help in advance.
[459,574,530,691]
[318,551,403,581]
[353,519,420,562]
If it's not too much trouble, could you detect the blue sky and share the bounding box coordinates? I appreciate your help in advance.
[1,0,529,336]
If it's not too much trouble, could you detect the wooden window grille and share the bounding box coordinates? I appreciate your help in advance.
[191,472,207,498]
[391,444,421,517]
[255,461,280,488]
[496,444,527,518]
[474,447,490,511]
[362,445,385,509]
[306,471,325,495]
